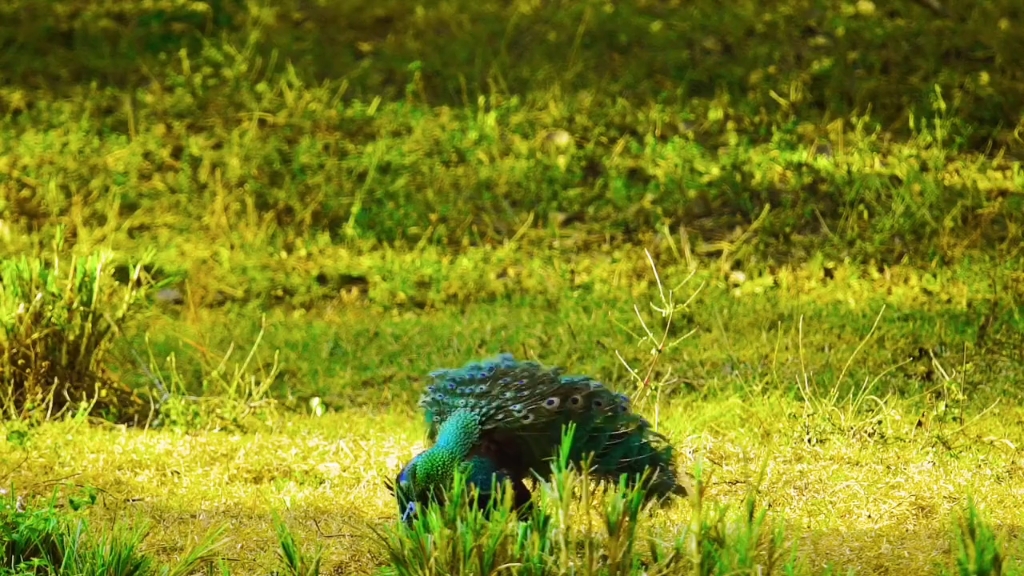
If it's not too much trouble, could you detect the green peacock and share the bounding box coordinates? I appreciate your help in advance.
[387,353,686,523]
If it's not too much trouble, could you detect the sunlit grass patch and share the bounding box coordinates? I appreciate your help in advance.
[2,388,1022,574]
[377,419,795,576]
[0,485,229,575]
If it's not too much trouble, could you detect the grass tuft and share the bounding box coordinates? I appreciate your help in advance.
[142,315,282,432]
[273,514,323,576]
[948,497,1005,576]
[0,236,154,424]
[378,424,796,576]
[0,486,228,576]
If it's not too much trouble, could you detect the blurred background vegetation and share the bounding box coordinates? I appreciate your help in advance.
[0,0,1021,267]
[0,0,1022,423]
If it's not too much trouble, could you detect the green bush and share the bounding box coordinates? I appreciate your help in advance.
[0,239,152,423]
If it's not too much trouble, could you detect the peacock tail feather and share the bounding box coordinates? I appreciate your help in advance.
[389,353,685,522]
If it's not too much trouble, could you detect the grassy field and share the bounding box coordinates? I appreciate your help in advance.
[2,250,1022,574]
[2,0,1024,574]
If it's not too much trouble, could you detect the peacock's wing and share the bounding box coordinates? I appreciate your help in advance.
[587,423,685,499]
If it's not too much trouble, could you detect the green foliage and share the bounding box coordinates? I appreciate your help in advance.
[56,521,153,576]
[1,0,1023,263]
[379,425,794,576]
[948,497,1004,576]
[0,486,227,576]
[143,316,282,431]
[1,489,64,575]
[273,515,323,576]
[0,238,153,423]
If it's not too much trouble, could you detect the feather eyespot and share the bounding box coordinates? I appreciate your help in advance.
[475,385,488,393]
[510,403,523,411]
[568,395,582,407]
[446,382,457,390]
[432,415,441,422]
[592,399,606,409]
[521,413,535,423]
[543,397,560,409]
[516,379,527,386]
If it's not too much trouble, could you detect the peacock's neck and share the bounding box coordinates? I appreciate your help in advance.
[419,409,482,485]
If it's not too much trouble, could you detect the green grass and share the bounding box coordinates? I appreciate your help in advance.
[2,0,1024,572]
[1,78,1020,265]
[2,381,1022,574]
[0,485,229,575]
[1,0,1023,266]
[2,247,1024,574]
[3,0,1023,137]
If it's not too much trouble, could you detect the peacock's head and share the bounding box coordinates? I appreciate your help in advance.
[388,452,448,524]
[391,459,420,523]
[388,410,482,523]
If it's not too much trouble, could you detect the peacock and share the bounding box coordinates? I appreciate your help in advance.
[387,353,686,523]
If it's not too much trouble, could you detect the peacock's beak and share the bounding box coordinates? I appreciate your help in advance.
[394,462,421,523]
[400,500,419,524]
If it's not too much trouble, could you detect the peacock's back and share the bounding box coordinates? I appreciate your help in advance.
[418,353,684,499]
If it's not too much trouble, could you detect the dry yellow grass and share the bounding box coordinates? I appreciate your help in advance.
[2,392,1022,575]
